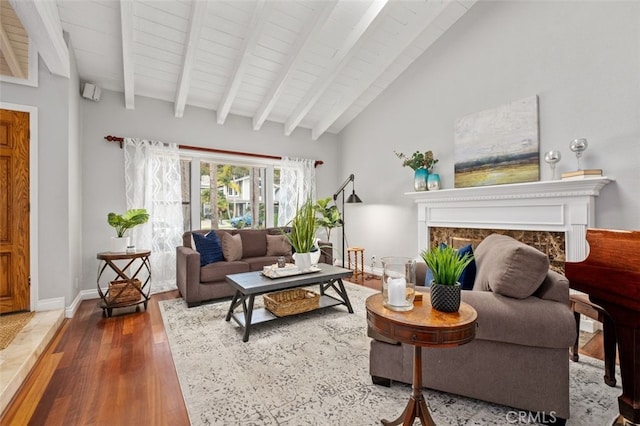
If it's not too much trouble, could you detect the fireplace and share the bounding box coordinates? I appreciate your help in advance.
[406,176,614,330]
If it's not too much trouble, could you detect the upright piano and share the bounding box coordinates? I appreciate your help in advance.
[565,228,640,425]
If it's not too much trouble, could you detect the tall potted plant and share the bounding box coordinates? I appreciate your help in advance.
[314,197,342,240]
[284,198,318,271]
[107,208,150,253]
[420,245,473,312]
[313,196,342,264]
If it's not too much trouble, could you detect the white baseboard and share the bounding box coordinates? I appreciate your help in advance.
[81,288,101,300]
[36,297,65,312]
[64,289,101,318]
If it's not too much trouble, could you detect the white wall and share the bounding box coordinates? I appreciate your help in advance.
[338,1,640,265]
[67,36,83,304]
[0,47,82,307]
[80,90,341,291]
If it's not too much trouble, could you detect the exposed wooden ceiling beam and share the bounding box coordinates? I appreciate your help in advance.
[9,0,69,78]
[252,0,338,131]
[312,1,474,140]
[174,0,208,118]
[217,0,268,125]
[0,21,25,79]
[120,0,135,109]
[283,0,388,136]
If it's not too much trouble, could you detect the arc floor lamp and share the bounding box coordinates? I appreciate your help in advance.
[333,174,363,268]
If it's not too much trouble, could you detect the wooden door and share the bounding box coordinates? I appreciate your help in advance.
[0,109,30,313]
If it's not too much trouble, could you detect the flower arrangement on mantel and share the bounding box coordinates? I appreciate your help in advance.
[394,150,438,171]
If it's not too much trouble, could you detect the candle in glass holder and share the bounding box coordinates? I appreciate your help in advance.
[388,277,407,306]
[382,257,416,311]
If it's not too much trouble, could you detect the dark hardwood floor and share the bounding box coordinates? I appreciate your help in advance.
[1,278,607,425]
[1,291,189,426]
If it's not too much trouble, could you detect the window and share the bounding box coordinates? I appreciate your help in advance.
[180,155,280,231]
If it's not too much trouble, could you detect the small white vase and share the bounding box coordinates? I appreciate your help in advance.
[110,236,130,253]
[293,252,312,271]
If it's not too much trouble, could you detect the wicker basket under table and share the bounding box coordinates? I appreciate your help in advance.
[263,288,320,317]
[107,278,142,304]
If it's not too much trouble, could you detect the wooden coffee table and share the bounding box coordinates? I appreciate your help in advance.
[366,293,477,426]
[225,263,354,342]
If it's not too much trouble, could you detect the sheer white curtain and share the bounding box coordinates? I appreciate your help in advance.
[124,138,184,291]
[277,157,316,226]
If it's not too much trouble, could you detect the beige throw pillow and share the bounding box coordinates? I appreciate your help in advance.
[474,234,549,299]
[266,234,292,256]
[221,232,243,262]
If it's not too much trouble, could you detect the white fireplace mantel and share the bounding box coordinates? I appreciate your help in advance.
[405,176,614,262]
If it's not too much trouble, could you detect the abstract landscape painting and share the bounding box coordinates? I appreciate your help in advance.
[454,95,539,188]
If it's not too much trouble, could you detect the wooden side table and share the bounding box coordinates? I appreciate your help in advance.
[347,247,364,281]
[366,293,477,426]
[97,250,151,317]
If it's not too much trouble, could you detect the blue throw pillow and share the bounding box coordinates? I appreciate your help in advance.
[192,231,224,266]
[457,244,476,290]
[425,268,433,288]
[424,243,476,290]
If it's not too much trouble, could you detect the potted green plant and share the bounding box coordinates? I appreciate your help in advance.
[394,150,438,191]
[284,198,319,271]
[107,208,150,252]
[314,196,342,239]
[313,196,342,265]
[420,245,473,312]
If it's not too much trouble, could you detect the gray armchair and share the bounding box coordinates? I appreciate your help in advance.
[368,234,576,421]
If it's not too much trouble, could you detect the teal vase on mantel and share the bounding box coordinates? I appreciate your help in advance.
[427,173,441,190]
[414,168,428,191]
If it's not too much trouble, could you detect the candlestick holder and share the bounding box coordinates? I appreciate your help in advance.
[569,138,588,170]
[544,150,562,180]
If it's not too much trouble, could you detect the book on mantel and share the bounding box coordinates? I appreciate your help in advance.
[561,169,603,179]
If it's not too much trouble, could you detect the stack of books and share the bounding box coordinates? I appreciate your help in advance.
[561,169,603,180]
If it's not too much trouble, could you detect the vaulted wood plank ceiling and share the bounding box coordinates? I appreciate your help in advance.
[3,0,476,139]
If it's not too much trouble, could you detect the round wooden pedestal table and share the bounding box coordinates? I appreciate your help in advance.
[366,293,477,426]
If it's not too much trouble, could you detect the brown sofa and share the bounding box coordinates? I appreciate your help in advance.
[368,234,576,422]
[176,228,333,307]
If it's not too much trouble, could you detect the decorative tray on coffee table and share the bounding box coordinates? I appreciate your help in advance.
[262,263,321,279]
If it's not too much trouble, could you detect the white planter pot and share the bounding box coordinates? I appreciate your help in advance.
[110,236,130,253]
[293,252,312,271]
[310,250,321,266]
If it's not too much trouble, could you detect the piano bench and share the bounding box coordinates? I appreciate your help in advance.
[569,293,617,387]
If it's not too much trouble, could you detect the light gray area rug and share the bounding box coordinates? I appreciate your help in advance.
[159,282,620,425]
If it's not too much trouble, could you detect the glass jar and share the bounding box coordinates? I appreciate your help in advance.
[381,257,416,311]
